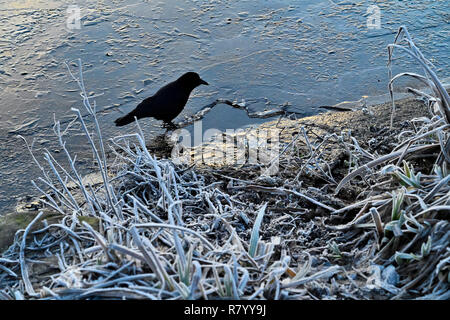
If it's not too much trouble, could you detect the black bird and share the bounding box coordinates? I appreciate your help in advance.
[115,72,208,128]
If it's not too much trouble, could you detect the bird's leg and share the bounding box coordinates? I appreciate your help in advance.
[163,121,178,130]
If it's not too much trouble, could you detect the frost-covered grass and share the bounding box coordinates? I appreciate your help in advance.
[0,27,448,300]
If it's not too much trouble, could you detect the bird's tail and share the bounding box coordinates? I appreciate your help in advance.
[114,112,136,127]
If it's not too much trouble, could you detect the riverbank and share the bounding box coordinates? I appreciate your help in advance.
[1,0,449,214]
[2,89,447,299]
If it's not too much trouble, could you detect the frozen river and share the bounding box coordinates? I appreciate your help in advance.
[0,0,449,213]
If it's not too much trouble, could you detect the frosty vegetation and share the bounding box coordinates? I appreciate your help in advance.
[0,27,448,300]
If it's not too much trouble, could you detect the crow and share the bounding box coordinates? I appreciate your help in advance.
[115,72,209,128]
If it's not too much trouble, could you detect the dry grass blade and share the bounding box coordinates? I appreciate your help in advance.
[19,211,45,297]
[249,203,268,258]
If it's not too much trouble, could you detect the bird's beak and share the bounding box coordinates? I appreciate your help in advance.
[199,78,209,86]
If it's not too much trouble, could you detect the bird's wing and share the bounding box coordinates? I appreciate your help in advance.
[130,81,190,122]
[152,82,190,109]
[134,96,154,116]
